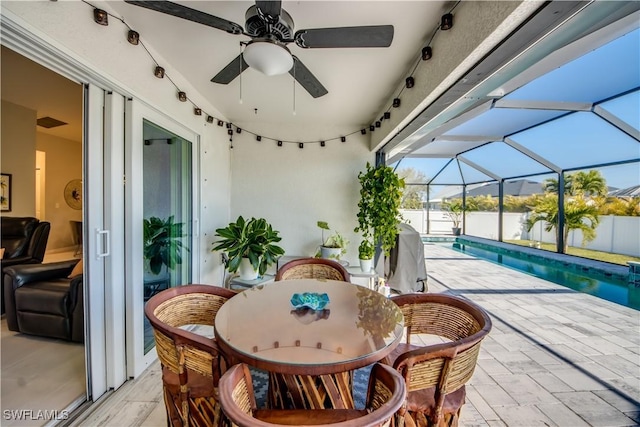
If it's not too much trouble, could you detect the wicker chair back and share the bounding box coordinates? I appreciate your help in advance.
[275,258,350,282]
[387,293,492,427]
[145,284,237,426]
[219,362,406,427]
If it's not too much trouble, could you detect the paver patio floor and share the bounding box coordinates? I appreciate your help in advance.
[71,243,640,427]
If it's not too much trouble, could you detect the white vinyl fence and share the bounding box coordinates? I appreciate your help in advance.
[401,209,640,257]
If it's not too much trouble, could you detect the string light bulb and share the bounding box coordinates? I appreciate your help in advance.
[127,30,139,45]
[93,8,108,26]
[441,13,453,30]
[154,66,165,78]
[405,77,415,88]
[421,46,432,61]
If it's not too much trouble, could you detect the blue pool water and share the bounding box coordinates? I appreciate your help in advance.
[444,241,639,311]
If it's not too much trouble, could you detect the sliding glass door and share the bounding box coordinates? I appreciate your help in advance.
[141,119,193,353]
[126,101,199,377]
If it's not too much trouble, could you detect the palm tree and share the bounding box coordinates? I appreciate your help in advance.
[528,171,606,252]
[572,170,607,197]
[526,194,600,252]
[543,170,607,197]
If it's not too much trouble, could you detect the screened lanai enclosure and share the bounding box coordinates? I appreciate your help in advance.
[382,1,639,265]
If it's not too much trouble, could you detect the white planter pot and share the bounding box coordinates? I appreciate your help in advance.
[320,246,342,260]
[359,258,373,273]
[238,257,259,280]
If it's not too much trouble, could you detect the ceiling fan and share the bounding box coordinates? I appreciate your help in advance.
[124,0,394,98]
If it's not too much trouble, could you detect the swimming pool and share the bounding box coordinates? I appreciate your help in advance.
[435,238,638,310]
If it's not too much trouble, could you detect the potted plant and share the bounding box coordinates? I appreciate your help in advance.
[212,216,285,280]
[354,162,405,257]
[358,239,374,272]
[143,215,187,276]
[317,221,349,260]
[442,199,465,235]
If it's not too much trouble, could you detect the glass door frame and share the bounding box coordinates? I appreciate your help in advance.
[125,99,201,377]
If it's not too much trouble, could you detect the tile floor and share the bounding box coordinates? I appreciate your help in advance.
[69,243,640,426]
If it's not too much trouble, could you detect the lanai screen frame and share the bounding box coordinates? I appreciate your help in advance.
[381,3,639,254]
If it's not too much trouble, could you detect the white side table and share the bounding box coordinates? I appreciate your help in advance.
[346,266,378,290]
[229,274,275,290]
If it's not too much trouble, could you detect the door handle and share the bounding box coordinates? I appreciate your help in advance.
[96,228,111,259]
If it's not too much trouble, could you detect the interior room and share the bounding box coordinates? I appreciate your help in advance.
[1,46,86,423]
[0,1,638,426]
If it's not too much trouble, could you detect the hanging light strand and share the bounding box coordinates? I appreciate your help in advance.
[382,0,461,118]
[79,0,460,148]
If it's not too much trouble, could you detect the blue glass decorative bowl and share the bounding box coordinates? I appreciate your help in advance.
[290,292,330,311]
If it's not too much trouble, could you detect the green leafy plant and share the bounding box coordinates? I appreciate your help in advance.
[212,216,285,276]
[355,163,405,256]
[317,221,349,258]
[143,215,188,275]
[358,239,374,260]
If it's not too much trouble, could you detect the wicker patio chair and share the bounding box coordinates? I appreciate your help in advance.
[385,293,492,427]
[145,284,237,427]
[218,362,406,427]
[275,258,350,282]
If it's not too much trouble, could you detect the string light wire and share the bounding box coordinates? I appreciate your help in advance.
[79,0,460,147]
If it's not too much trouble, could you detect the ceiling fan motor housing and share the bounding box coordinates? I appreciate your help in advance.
[245,5,294,39]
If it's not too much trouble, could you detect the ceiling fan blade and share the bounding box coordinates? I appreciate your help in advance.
[211,55,249,84]
[255,1,282,21]
[294,25,394,48]
[289,56,328,98]
[124,1,243,34]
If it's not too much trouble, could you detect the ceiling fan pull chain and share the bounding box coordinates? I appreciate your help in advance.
[292,60,296,116]
[239,44,244,104]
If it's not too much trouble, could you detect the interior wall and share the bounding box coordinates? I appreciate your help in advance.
[229,123,372,267]
[0,100,37,217]
[36,132,82,250]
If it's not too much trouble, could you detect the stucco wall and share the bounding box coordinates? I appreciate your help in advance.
[228,123,372,266]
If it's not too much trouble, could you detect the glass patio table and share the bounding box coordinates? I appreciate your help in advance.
[214,278,404,409]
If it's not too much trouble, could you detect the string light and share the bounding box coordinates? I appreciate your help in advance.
[79,0,460,149]
[93,8,108,26]
[127,30,139,45]
[381,1,460,123]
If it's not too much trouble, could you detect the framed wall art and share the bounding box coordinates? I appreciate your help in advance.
[1,173,12,212]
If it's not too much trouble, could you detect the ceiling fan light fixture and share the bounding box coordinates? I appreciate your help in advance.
[243,40,293,76]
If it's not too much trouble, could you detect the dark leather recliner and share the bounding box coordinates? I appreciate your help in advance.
[3,260,84,343]
[1,216,51,313]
